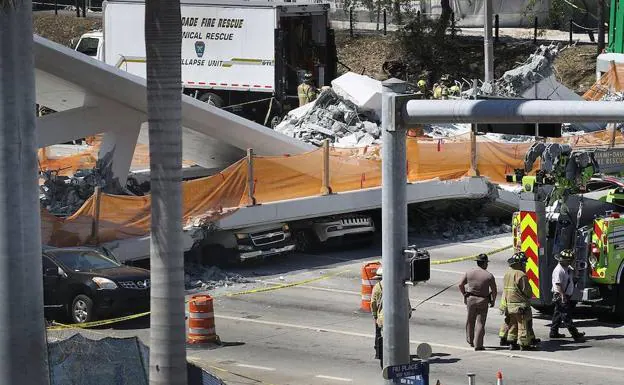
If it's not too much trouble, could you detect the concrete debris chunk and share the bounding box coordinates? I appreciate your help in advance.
[184,263,251,291]
[490,43,560,98]
[331,72,382,119]
[40,168,99,216]
[275,87,382,148]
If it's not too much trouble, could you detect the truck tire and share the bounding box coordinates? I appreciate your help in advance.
[270,115,282,129]
[203,245,238,267]
[294,230,318,252]
[615,280,624,321]
[199,92,224,108]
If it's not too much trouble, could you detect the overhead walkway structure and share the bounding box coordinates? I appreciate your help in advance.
[34,34,521,262]
[34,35,313,188]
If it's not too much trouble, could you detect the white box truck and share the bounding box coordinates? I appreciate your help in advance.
[86,0,336,124]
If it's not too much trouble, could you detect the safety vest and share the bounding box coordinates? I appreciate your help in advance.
[298,83,318,106]
[502,268,531,313]
[512,212,521,251]
[432,86,442,99]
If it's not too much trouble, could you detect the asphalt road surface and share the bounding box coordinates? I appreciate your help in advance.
[49,234,624,385]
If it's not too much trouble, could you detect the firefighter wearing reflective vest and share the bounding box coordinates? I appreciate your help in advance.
[298,72,319,107]
[501,252,538,350]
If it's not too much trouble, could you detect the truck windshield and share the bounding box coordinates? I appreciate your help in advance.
[76,37,99,57]
[50,250,120,272]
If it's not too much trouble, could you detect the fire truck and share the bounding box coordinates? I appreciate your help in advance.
[509,143,624,319]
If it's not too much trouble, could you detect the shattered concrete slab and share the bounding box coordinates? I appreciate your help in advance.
[492,43,561,98]
[331,72,382,119]
[275,87,382,148]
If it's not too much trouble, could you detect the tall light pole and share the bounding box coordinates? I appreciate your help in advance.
[0,1,50,384]
[381,78,410,384]
[484,0,494,83]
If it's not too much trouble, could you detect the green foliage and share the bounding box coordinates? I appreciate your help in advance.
[524,0,578,29]
[395,11,456,83]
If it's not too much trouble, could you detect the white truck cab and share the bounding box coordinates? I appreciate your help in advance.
[74,30,104,61]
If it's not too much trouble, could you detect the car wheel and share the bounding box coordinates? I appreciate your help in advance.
[71,294,94,324]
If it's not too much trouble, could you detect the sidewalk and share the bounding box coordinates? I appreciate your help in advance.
[331,20,606,45]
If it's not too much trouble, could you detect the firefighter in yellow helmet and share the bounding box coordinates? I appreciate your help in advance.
[499,253,540,347]
[501,252,538,350]
[415,79,427,99]
[297,72,319,107]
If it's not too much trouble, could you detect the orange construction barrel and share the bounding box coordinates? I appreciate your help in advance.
[187,295,219,344]
[361,262,381,312]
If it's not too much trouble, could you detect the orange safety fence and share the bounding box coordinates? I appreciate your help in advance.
[583,62,624,101]
[40,128,624,248]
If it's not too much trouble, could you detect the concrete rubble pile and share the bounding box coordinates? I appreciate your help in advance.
[40,168,98,216]
[601,91,624,102]
[275,72,382,147]
[490,43,561,97]
[409,202,512,242]
[185,263,251,291]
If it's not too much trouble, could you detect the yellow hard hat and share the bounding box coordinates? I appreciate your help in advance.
[417,80,426,88]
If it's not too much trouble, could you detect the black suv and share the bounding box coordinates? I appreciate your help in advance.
[42,247,150,323]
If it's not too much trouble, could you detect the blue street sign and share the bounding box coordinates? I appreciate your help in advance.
[385,362,429,380]
[393,375,427,385]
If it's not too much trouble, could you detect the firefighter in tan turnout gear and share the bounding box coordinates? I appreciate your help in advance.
[370,267,412,368]
[501,252,539,350]
[297,72,318,107]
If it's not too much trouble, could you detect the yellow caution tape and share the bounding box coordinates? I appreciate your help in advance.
[45,244,512,330]
[47,311,150,331]
[220,269,350,298]
[431,244,513,265]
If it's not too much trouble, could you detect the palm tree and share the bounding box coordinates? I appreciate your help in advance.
[0,0,50,384]
[144,0,187,384]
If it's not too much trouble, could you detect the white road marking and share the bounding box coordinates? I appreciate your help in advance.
[217,315,624,373]
[235,363,276,371]
[315,374,353,382]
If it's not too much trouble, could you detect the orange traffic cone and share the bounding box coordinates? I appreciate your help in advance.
[496,371,504,385]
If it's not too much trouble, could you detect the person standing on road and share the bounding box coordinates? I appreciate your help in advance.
[371,267,384,368]
[499,255,540,347]
[502,252,537,350]
[458,254,497,351]
[370,267,412,368]
[550,249,585,342]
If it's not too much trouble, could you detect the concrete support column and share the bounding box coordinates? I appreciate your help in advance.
[98,125,141,192]
[0,2,50,383]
